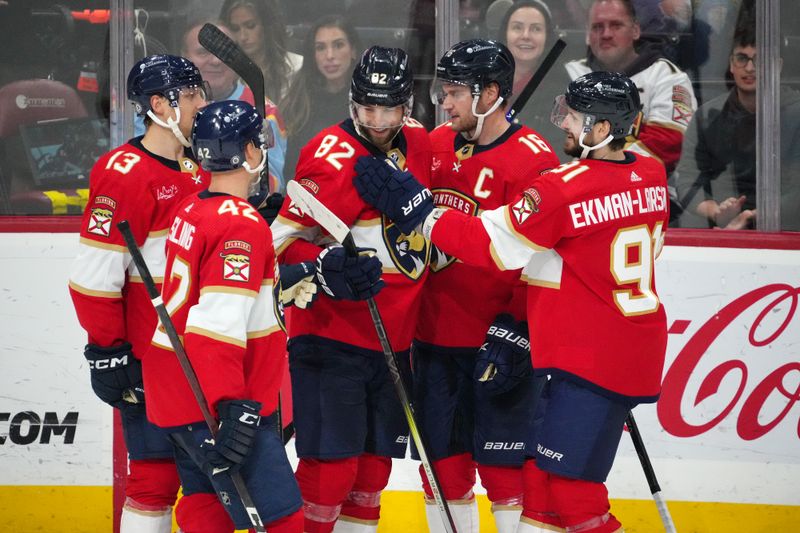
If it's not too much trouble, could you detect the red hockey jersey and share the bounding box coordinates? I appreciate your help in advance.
[145,192,286,426]
[271,118,432,352]
[431,153,669,401]
[69,138,207,357]
[416,122,559,348]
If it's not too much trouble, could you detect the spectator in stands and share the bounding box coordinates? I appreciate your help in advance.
[181,17,288,192]
[220,0,302,101]
[565,0,697,223]
[498,0,568,158]
[674,25,800,231]
[281,15,362,181]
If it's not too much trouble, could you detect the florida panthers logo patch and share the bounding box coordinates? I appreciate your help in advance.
[87,196,117,237]
[511,189,540,225]
[382,216,430,280]
[221,252,251,282]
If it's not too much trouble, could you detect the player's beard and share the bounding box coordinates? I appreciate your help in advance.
[452,113,478,138]
[563,132,583,158]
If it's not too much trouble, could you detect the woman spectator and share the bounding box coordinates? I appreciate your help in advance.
[281,15,362,180]
[498,0,568,160]
[220,0,302,102]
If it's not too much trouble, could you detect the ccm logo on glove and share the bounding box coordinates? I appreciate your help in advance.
[486,326,530,351]
[87,354,130,370]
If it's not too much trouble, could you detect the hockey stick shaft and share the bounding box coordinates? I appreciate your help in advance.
[117,220,267,532]
[286,182,458,533]
[626,411,677,533]
[506,38,567,123]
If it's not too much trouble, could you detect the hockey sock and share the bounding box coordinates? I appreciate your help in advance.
[520,459,564,531]
[477,464,524,533]
[121,497,173,533]
[174,492,235,533]
[126,458,181,509]
[420,454,479,533]
[335,454,392,532]
[550,475,622,532]
[264,509,304,533]
[295,457,359,533]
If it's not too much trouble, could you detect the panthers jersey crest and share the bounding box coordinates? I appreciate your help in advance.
[429,188,478,271]
[381,216,430,280]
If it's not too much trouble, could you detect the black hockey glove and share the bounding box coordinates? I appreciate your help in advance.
[200,399,262,476]
[83,343,145,408]
[353,155,434,235]
[474,314,533,396]
[256,193,285,226]
[316,245,385,300]
[279,261,318,309]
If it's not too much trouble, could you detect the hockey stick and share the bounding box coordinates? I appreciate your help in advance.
[625,411,678,533]
[286,181,459,533]
[198,23,265,117]
[117,220,268,533]
[196,23,295,442]
[505,38,566,124]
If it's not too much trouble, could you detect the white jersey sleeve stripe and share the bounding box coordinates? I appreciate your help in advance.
[271,216,322,255]
[127,234,168,279]
[246,282,281,335]
[185,291,255,347]
[478,205,546,271]
[69,242,127,295]
[521,249,563,288]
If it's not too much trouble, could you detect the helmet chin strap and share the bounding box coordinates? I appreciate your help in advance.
[578,131,614,159]
[147,106,191,147]
[244,147,268,197]
[464,94,504,141]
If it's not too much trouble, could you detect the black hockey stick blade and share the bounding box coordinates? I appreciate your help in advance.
[506,38,566,123]
[198,23,265,118]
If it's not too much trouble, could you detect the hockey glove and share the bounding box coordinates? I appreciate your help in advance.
[316,245,385,300]
[200,399,262,476]
[279,261,318,309]
[83,343,145,408]
[256,193,285,226]
[474,314,533,396]
[353,155,434,235]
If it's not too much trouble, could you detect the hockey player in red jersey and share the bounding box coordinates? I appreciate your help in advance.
[354,71,669,533]
[270,46,432,533]
[144,100,304,533]
[390,38,558,533]
[68,54,209,533]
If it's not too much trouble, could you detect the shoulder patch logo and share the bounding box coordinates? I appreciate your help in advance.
[511,188,541,225]
[671,85,693,126]
[87,196,116,237]
[298,178,319,194]
[221,252,251,282]
[88,207,113,237]
[224,240,252,253]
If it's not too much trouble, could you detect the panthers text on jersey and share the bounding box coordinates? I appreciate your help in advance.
[416,122,559,348]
